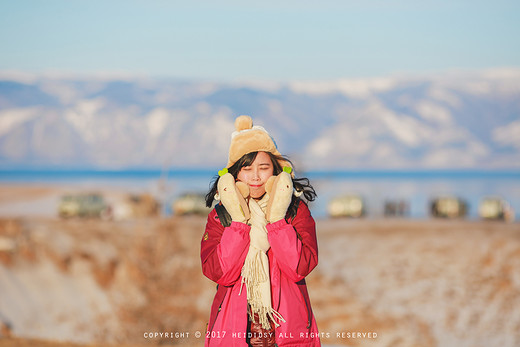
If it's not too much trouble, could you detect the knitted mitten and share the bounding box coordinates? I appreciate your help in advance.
[217,173,250,223]
[265,171,293,223]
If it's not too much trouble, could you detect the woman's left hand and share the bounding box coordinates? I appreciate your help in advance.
[265,171,293,223]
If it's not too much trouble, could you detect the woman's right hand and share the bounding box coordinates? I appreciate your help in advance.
[217,173,250,223]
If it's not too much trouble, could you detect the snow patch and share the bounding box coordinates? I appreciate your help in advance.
[0,107,41,138]
[427,87,461,108]
[289,77,396,98]
[492,120,520,149]
[415,100,453,125]
[146,108,170,138]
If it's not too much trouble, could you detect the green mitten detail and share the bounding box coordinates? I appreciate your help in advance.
[218,168,228,176]
[217,173,250,223]
[265,171,293,223]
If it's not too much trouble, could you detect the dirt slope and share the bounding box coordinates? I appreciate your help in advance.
[1,216,519,347]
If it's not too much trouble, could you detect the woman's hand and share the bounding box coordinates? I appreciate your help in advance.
[217,173,250,223]
[265,171,293,223]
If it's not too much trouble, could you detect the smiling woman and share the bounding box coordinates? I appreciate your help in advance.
[201,115,319,347]
[236,152,274,199]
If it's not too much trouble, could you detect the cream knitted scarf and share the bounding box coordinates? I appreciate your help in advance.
[240,194,285,330]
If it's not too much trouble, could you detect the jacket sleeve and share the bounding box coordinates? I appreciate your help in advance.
[266,200,318,282]
[200,208,251,286]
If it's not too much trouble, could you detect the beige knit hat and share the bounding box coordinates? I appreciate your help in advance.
[226,115,291,170]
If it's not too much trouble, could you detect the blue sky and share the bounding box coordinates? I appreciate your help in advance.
[0,0,519,81]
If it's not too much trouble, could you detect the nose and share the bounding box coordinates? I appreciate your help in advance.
[251,168,260,181]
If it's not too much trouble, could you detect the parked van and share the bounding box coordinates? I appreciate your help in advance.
[58,193,112,219]
[172,193,211,216]
[479,197,515,222]
[328,195,365,218]
[430,197,468,219]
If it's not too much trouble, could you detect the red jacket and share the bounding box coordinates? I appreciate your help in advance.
[201,200,321,346]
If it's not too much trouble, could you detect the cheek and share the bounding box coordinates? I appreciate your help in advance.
[237,171,248,182]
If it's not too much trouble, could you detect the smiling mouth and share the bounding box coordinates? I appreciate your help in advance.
[249,184,263,188]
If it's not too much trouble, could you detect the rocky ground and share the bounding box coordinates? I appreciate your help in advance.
[0,186,519,347]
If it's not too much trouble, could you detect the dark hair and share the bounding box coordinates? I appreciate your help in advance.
[205,152,317,215]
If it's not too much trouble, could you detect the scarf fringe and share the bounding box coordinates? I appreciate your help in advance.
[248,305,286,330]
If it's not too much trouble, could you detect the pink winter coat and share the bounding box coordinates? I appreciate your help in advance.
[201,200,321,346]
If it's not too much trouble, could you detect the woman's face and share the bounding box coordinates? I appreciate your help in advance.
[237,151,274,199]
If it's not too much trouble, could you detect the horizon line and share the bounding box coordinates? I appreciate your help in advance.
[1,66,520,85]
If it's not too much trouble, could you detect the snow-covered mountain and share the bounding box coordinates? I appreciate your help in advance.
[0,69,519,170]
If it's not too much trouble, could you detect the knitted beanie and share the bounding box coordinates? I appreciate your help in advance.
[226,115,291,170]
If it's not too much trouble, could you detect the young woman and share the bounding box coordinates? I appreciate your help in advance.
[201,115,321,347]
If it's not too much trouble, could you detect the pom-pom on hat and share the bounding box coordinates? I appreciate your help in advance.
[226,115,291,170]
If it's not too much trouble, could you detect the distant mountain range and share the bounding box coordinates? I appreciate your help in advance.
[1,69,519,171]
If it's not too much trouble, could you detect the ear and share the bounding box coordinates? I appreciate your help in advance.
[235,181,250,198]
[265,176,277,195]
